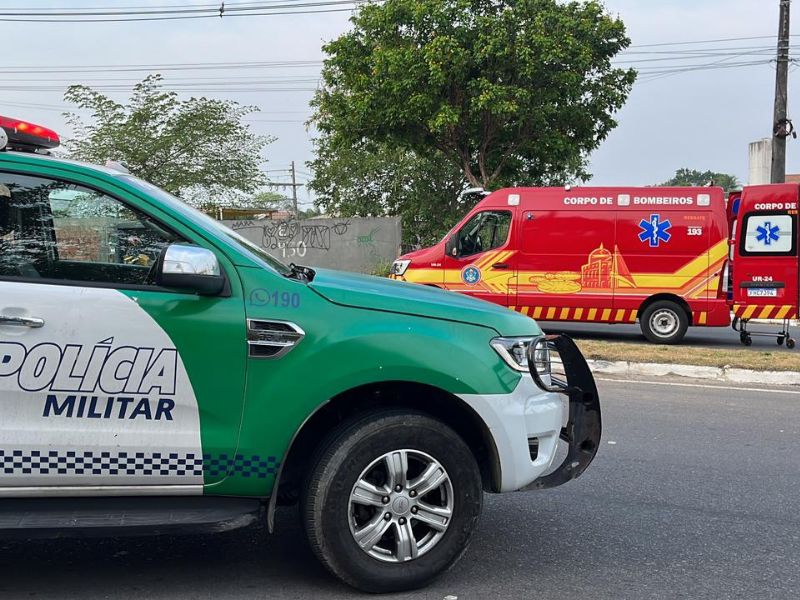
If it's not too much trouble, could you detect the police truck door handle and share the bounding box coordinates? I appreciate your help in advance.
[492,263,510,270]
[0,315,45,328]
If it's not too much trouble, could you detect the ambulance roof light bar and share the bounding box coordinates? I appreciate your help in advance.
[0,115,60,153]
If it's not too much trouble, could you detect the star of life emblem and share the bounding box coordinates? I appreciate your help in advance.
[756,222,781,246]
[638,214,672,248]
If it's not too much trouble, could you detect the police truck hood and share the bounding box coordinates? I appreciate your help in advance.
[309,268,539,336]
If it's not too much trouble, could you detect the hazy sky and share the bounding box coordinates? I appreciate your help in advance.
[1,0,797,207]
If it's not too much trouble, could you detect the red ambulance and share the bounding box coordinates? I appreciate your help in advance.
[391,186,799,345]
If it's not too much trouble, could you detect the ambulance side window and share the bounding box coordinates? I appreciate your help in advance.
[457,210,511,258]
[740,212,797,256]
[0,172,182,286]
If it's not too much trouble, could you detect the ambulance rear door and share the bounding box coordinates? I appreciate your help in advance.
[733,184,799,321]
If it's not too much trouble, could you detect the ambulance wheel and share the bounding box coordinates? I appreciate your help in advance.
[301,411,482,593]
[787,338,796,350]
[640,300,689,344]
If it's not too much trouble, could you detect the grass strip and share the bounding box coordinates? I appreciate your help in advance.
[576,339,800,372]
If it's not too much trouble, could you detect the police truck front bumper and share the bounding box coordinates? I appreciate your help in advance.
[458,335,601,492]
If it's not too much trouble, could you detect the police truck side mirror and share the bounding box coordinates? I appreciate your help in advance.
[155,243,226,296]
[445,235,458,257]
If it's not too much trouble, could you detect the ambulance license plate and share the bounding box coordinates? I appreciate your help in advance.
[747,288,778,297]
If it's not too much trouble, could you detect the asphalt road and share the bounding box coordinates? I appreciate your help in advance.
[1,378,799,599]
[540,320,800,350]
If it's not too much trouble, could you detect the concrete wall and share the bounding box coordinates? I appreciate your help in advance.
[749,138,772,185]
[225,216,402,274]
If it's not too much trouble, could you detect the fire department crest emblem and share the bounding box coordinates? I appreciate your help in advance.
[461,265,481,285]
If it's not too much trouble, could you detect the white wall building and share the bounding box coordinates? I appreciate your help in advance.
[748,138,773,185]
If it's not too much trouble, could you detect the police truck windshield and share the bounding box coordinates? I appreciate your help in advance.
[119,175,293,276]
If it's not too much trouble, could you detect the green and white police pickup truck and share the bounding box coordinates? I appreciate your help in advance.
[0,117,601,592]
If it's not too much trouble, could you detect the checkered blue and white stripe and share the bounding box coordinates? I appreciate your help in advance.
[0,450,279,479]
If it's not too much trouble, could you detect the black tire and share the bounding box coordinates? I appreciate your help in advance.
[639,300,689,344]
[301,411,482,593]
[787,338,796,350]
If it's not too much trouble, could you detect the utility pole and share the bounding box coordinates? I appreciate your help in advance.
[265,162,303,217]
[771,0,792,184]
[291,160,298,217]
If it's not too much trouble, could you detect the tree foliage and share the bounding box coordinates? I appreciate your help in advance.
[251,190,295,211]
[249,190,322,217]
[312,0,636,191]
[64,75,272,205]
[309,137,470,246]
[661,168,741,193]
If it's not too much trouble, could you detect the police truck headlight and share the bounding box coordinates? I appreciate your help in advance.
[491,336,553,386]
[490,336,542,373]
[391,259,411,276]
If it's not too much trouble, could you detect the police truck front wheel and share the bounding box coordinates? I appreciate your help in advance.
[301,411,482,593]
[640,300,689,344]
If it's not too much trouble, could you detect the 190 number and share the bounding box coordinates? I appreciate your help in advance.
[249,289,301,308]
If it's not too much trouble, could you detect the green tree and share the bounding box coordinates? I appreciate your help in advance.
[312,0,636,191]
[249,191,321,218]
[64,74,272,206]
[661,168,741,193]
[309,138,470,246]
[250,190,295,211]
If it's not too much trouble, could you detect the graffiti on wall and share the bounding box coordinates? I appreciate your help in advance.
[231,219,356,260]
[225,217,400,274]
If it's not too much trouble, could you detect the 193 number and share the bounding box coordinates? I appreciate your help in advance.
[687,227,704,236]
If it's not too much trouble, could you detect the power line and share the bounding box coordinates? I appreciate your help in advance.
[0,0,376,22]
[635,59,772,84]
[0,86,317,93]
[0,60,322,75]
[0,40,787,74]
[620,44,780,55]
[0,7,364,23]
[0,0,341,14]
[0,1,272,10]
[614,48,779,64]
[634,58,775,73]
[628,34,800,48]
[0,74,321,83]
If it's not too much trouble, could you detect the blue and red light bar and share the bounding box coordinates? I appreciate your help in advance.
[0,115,60,151]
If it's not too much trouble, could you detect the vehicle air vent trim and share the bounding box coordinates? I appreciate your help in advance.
[246,319,305,359]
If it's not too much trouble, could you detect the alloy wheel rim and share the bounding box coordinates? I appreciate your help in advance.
[348,449,454,563]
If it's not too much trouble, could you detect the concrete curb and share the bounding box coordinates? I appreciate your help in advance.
[587,359,800,386]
